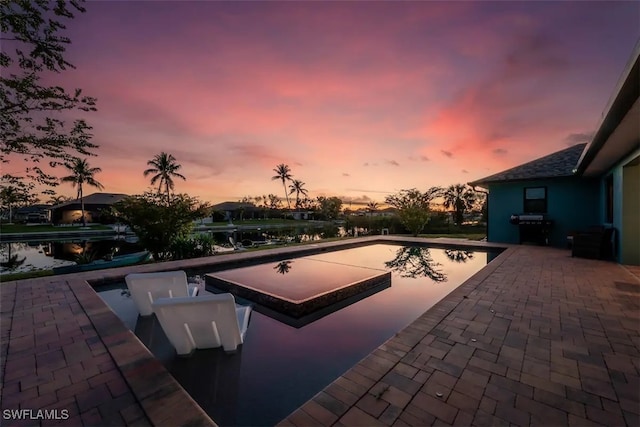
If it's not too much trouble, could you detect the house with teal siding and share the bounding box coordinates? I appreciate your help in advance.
[470,41,639,265]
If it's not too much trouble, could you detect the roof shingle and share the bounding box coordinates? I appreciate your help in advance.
[468,143,587,187]
[51,192,128,209]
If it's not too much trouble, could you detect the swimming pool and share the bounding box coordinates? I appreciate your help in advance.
[98,243,500,426]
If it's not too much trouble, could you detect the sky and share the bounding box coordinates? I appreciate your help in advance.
[8,1,640,206]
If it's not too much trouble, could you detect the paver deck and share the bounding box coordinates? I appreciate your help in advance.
[279,245,640,427]
[1,237,639,426]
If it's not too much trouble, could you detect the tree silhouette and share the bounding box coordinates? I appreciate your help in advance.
[443,184,476,225]
[444,249,474,263]
[144,152,186,202]
[0,243,26,272]
[0,186,21,224]
[61,158,104,226]
[367,201,379,213]
[273,260,293,275]
[272,164,292,211]
[385,188,441,236]
[1,0,98,186]
[385,246,447,282]
[288,179,309,210]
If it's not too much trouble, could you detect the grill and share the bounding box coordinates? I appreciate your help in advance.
[510,214,553,245]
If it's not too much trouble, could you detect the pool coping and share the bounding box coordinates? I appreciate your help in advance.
[1,236,510,426]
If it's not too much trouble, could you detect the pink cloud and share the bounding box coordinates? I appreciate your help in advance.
[17,1,634,203]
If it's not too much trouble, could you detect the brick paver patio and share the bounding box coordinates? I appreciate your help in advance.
[1,238,639,426]
[279,245,640,427]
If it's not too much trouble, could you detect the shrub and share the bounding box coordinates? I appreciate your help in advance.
[169,234,217,260]
[112,192,211,261]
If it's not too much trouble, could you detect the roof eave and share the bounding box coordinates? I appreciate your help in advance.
[575,40,640,175]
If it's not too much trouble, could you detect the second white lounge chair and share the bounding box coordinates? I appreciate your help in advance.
[125,270,199,316]
[152,293,252,355]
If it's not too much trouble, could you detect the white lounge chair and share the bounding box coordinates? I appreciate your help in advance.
[125,271,199,316]
[152,293,252,355]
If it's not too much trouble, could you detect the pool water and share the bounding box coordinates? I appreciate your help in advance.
[99,243,500,426]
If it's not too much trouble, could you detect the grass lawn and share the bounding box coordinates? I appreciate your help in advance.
[1,224,112,233]
[1,269,55,282]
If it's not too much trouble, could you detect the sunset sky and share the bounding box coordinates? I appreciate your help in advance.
[10,1,640,205]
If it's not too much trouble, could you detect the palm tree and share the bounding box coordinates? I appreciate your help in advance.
[273,260,293,275]
[272,164,292,211]
[367,201,379,214]
[288,179,309,210]
[442,184,476,226]
[61,158,104,227]
[144,152,186,202]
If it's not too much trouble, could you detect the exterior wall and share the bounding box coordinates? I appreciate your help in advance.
[488,177,599,247]
[622,160,639,264]
[600,147,640,264]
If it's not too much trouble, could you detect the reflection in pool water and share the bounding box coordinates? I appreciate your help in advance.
[99,243,501,427]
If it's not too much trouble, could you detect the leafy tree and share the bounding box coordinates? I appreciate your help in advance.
[60,158,103,226]
[112,192,211,261]
[385,246,447,282]
[442,184,477,225]
[298,197,316,211]
[317,196,342,220]
[385,188,440,236]
[288,179,309,210]
[47,194,72,205]
[266,193,282,210]
[1,0,97,186]
[0,186,20,223]
[143,152,186,202]
[1,176,39,222]
[272,164,292,211]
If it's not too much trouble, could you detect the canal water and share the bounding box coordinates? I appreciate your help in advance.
[0,224,346,276]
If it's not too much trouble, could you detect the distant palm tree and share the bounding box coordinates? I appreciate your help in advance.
[61,158,104,227]
[367,201,379,213]
[442,184,476,225]
[272,164,292,211]
[144,152,186,202]
[288,179,309,210]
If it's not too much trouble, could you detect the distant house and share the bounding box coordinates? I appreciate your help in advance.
[469,42,639,265]
[212,202,262,221]
[50,193,128,224]
[291,211,314,220]
[369,207,396,218]
[12,204,52,223]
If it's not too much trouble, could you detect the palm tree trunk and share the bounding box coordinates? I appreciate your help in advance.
[80,186,85,227]
[282,180,291,211]
[166,181,170,203]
